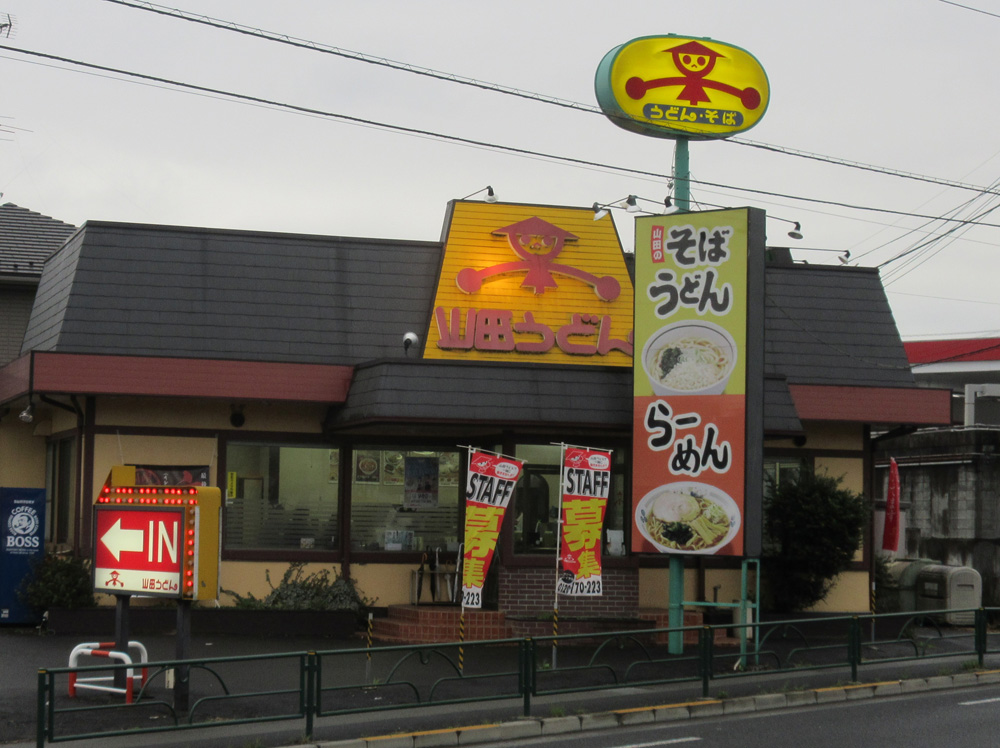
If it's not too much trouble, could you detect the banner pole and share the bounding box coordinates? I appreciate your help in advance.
[552,443,567,669]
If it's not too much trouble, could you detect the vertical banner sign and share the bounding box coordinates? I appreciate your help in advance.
[558,447,612,595]
[461,450,524,608]
[882,458,900,552]
[632,208,764,557]
[0,488,46,624]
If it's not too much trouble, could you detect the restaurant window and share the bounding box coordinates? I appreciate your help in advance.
[224,443,340,551]
[512,444,627,557]
[349,448,462,553]
[46,437,76,546]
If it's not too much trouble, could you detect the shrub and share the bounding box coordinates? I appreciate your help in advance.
[18,554,96,612]
[763,467,867,612]
[223,562,373,620]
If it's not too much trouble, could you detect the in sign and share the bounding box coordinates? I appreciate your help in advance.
[94,507,192,597]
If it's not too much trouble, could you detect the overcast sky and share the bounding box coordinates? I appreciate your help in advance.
[2,0,998,340]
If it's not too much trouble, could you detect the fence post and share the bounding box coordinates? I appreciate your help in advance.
[36,669,47,748]
[849,616,860,683]
[700,627,713,698]
[976,608,987,667]
[521,638,533,716]
[305,651,316,739]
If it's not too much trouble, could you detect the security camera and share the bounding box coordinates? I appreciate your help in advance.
[403,332,419,355]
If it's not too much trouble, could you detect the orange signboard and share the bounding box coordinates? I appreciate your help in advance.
[631,209,764,556]
[596,35,769,140]
[425,202,634,366]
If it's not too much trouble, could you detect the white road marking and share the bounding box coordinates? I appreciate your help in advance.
[617,739,702,747]
[960,696,1000,706]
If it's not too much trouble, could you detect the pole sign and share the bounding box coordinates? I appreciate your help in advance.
[631,208,764,557]
[0,488,46,623]
[596,35,769,140]
[93,466,221,600]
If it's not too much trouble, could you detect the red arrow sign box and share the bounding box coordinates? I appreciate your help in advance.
[94,506,187,597]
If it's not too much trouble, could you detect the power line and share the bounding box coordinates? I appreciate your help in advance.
[103,0,1000,201]
[6,43,1000,234]
[939,0,1000,20]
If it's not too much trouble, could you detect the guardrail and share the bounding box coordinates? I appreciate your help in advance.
[36,607,1000,747]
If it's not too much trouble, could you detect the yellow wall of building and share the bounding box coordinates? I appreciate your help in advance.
[0,420,47,488]
[217,560,401,608]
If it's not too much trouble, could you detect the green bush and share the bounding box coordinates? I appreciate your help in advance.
[18,554,96,611]
[223,562,373,620]
[763,467,867,613]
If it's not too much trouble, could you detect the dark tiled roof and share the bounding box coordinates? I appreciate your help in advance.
[0,203,76,279]
[764,264,914,387]
[22,221,442,364]
[19,220,915,432]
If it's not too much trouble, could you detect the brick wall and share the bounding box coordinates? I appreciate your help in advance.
[498,566,639,619]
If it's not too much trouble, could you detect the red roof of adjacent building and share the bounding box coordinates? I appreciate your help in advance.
[904,338,1000,365]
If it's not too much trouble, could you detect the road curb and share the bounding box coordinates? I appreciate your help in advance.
[313,670,999,748]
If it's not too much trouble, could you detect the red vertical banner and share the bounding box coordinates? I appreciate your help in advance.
[882,458,900,552]
[557,447,612,596]
[461,450,524,609]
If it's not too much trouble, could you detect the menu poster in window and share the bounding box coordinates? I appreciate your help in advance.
[557,447,611,596]
[404,456,439,509]
[462,450,525,609]
[328,450,339,484]
[354,451,381,484]
[134,465,210,486]
[382,452,405,485]
[439,452,460,486]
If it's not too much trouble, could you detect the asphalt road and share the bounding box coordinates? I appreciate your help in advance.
[479,683,1000,748]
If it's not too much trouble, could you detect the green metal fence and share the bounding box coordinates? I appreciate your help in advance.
[35,607,1000,747]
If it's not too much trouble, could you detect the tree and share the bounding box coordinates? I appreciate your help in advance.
[763,467,867,612]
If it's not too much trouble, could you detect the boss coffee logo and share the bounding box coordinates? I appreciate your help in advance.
[6,504,42,551]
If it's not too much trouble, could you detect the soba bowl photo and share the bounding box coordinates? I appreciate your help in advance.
[635,482,741,554]
[641,320,737,396]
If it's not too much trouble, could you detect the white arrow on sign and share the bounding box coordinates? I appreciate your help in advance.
[101,518,145,562]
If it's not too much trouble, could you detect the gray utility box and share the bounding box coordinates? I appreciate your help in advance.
[885,559,982,625]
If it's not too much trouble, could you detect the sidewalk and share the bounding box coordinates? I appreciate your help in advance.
[3,623,998,748]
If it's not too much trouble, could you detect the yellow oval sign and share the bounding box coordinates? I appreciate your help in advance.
[595,35,769,140]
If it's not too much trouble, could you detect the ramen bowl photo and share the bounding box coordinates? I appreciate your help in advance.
[635,482,740,555]
[641,321,737,396]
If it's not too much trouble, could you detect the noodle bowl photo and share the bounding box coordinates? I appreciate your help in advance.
[636,482,740,554]
[641,321,737,396]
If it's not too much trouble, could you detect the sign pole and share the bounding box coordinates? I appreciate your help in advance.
[674,138,691,212]
[552,443,567,670]
[665,136,690,656]
[175,599,191,714]
[113,594,131,689]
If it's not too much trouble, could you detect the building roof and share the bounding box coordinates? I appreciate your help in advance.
[4,215,950,431]
[21,221,441,363]
[764,263,915,388]
[905,338,1000,364]
[0,203,76,282]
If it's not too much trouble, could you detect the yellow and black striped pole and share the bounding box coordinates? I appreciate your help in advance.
[458,611,466,673]
[366,612,373,683]
[552,606,559,669]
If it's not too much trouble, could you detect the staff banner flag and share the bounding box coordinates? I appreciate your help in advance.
[882,458,900,552]
[558,447,612,596]
[461,450,524,608]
